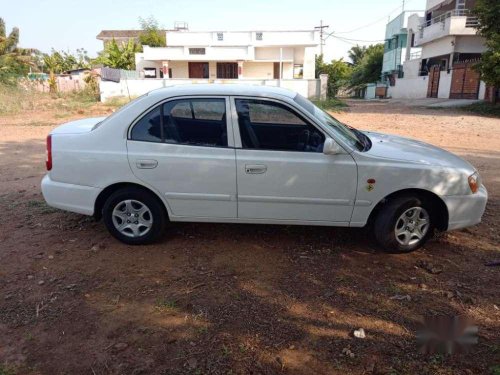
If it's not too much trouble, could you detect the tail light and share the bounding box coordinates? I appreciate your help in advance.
[46,135,52,171]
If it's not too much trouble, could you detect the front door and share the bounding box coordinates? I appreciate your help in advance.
[231,97,357,223]
[188,62,209,78]
[127,96,237,219]
[427,65,440,98]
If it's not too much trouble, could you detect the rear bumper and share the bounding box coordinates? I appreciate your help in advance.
[41,175,101,216]
[442,185,488,231]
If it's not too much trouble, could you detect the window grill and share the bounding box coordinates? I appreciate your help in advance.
[189,48,206,55]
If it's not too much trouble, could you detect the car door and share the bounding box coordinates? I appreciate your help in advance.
[127,96,237,219]
[230,97,357,223]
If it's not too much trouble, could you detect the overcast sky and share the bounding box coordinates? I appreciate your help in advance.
[2,0,425,62]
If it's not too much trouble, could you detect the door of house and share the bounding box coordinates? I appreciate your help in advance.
[216,62,238,79]
[427,65,440,98]
[188,62,209,79]
[273,62,281,79]
[449,61,480,99]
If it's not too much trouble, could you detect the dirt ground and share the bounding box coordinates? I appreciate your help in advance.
[0,98,499,375]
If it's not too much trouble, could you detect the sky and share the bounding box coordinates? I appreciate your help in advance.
[2,0,426,62]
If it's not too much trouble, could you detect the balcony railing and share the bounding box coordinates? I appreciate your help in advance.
[421,9,479,29]
[423,9,464,27]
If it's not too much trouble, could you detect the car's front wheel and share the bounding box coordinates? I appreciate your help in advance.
[102,187,167,245]
[374,195,433,253]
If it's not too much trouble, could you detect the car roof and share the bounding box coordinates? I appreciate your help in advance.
[147,84,298,100]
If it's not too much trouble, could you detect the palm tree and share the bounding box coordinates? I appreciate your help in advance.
[0,18,37,83]
[347,45,367,66]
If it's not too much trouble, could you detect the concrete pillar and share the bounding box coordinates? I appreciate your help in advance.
[319,74,328,100]
[162,61,169,79]
[237,61,244,79]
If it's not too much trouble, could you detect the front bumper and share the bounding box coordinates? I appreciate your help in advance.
[442,185,488,231]
[41,174,101,216]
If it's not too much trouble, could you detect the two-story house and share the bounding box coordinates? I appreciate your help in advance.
[389,0,488,100]
[135,29,319,81]
[382,10,424,85]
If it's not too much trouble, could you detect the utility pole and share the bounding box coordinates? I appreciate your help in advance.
[314,20,329,56]
[402,0,405,11]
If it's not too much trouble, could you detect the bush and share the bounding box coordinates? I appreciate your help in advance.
[312,98,348,112]
[461,102,500,118]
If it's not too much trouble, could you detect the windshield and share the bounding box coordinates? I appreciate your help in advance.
[294,94,365,151]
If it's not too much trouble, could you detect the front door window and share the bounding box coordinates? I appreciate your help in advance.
[235,99,325,152]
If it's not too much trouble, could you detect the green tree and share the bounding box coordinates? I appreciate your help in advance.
[43,48,91,74]
[472,0,500,88]
[95,38,141,70]
[316,54,352,97]
[347,45,367,66]
[349,44,384,87]
[138,16,166,47]
[0,18,37,84]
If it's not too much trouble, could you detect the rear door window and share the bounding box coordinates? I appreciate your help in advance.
[163,99,227,147]
[131,98,228,147]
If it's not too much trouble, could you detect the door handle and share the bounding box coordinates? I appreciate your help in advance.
[136,159,158,169]
[245,164,267,174]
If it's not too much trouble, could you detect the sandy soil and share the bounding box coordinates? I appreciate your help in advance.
[0,99,499,375]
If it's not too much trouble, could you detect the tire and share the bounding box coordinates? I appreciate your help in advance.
[373,195,434,253]
[102,187,167,245]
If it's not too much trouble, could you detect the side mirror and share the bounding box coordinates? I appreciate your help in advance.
[323,137,343,155]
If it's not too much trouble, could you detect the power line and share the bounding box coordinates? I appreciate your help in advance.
[330,35,386,43]
[327,0,415,36]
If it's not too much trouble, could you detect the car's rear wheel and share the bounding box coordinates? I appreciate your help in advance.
[374,195,433,253]
[103,187,167,245]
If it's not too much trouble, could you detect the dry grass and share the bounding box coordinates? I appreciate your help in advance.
[0,84,48,114]
[0,83,125,119]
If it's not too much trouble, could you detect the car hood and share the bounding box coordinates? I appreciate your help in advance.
[51,117,107,135]
[363,131,475,171]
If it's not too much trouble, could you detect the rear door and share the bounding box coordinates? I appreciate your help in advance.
[127,96,237,219]
[230,97,357,223]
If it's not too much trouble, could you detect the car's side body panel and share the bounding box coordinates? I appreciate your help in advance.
[234,149,356,222]
[127,141,238,219]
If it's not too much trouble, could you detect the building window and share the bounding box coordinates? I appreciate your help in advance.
[217,32,223,41]
[143,68,157,78]
[256,32,263,41]
[293,64,303,79]
[217,62,238,79]
[189,48,206,55]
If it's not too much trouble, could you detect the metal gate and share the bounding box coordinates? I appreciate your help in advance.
[449,60,481,99]
[427,65,440,98]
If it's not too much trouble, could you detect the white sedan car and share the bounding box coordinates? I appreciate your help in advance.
[41,85,487,253]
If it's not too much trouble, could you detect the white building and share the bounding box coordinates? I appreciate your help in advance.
[381,10,424,84]
[389,0,488,100]
[98,27,327,101]
[136,29,319,81]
